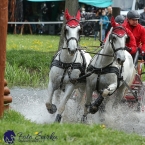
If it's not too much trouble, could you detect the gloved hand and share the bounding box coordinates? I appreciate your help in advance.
[125,46,132,52]
[138,50,145,60]
[141,51,145,56]
[138,47,145,56]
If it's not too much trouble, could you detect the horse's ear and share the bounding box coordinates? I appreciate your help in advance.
[76,10,81,21]
[65,9,71,20]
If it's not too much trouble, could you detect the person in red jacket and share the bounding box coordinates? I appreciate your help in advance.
[126,10,145,58]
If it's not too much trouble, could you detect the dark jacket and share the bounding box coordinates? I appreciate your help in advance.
[94,15,100,31]
[140,12,145,26]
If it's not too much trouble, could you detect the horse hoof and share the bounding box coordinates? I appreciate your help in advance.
[89,106,99,114]
[81,115,87,123]
[54,114,62,123]
[46,103,57,114]
[89,95,104,114]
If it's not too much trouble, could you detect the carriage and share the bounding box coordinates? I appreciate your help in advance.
[46,9,145,123]
[123,58,145,112]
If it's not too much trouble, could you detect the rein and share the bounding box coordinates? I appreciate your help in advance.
[84,50,114,57]
[109,25,128,53]
[77,48,114,57]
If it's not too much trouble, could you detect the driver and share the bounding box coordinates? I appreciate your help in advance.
[126,10,145,59]
[114,15,137,56]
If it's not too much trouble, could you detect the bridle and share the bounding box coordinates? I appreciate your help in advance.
[63,18,81,49]
[109,26,128,54]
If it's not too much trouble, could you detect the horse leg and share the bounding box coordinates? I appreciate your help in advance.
[46,81,57,114]
[55,85,74,123]
[76,87,86,104]
[53,89,61,106]
[81,83,93,123]
[89,83,118,114]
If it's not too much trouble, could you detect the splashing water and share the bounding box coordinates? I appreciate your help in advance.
[10,87,145,136]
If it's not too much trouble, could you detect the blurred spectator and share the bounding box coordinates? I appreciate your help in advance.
[20,20,32,35]
[100,9,109,41]
[81,7,86,18]
[94,9,101,40]
[137,0,144,9]
[105,6,112,37]
[41,3,49,21]
[139,7,145,26]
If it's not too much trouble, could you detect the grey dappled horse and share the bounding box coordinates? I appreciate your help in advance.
[46,9,92,123]
[82,18,136,122]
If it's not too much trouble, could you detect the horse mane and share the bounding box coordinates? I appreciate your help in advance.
[104,27,113,48]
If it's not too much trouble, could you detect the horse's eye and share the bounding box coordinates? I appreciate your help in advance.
[78,28,82,34]
[112,36,116,41]
[64,28,68,35]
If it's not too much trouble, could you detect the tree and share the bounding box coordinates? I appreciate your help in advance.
[58,0,79,50]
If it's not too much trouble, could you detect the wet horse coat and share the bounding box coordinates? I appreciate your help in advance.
[82,18,136,121]
[46,9,92,122]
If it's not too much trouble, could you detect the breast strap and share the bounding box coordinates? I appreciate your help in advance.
[87,65,121,95]
[50,50,87,86]
[51,49,86,74]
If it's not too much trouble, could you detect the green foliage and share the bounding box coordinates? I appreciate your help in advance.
[6,35,58,87]
[5,35,99,88]
[6,49,55,87]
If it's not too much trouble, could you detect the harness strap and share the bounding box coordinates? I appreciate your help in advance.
[79,49,86,74]
[60,69,67,89]
[88,65,121,95]
[51,60,83,71]
[50,50,87,86]
[96,74,101,93]
[50,51,60,69]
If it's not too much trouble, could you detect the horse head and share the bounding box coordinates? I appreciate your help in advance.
[110,17,129,65]
[64,9,81,55]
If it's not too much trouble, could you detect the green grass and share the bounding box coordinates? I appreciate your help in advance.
[6,34,99,88]
[6,35,59,87]
[0,110,145,145]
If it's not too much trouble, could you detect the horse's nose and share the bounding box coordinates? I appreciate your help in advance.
[68,48,77,55]
[117,58,125,65]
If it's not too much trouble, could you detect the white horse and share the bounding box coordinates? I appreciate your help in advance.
[46,9,92,123]
[82,18,136,121]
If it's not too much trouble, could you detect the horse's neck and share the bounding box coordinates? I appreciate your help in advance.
[59,49,77,63]
[93,43,114,68]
